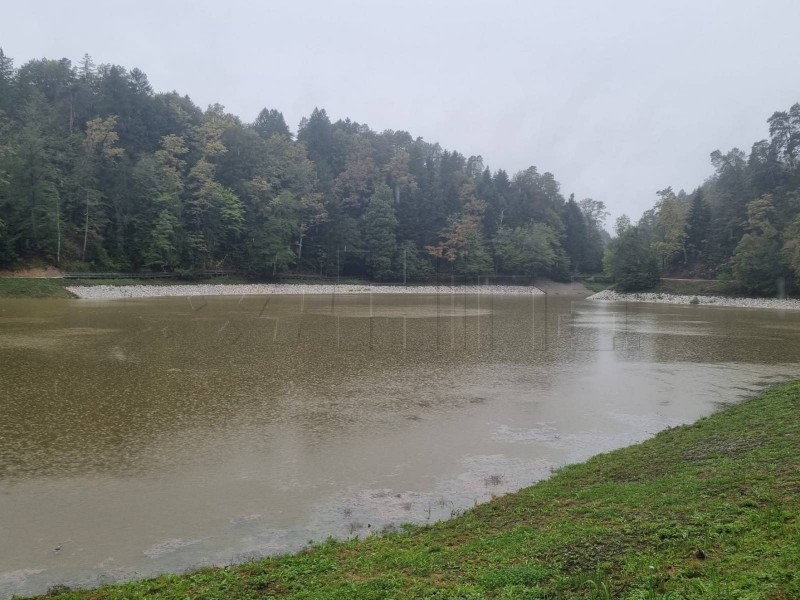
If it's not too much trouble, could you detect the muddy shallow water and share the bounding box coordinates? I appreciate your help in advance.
[1,293,798,597]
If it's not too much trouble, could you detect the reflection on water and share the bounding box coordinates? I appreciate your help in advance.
[1,294,798,597]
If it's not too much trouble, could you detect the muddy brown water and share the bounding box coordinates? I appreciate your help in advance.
[1,293,798,597]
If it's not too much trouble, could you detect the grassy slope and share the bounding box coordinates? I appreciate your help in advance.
[653,280,744,297]
[63,277,250,287]
[0,276,539,299]
[33,383,800,600]
[0,277,253,298]
[582,281,611,293]
[558,279,742,297]
[0,278,73,298]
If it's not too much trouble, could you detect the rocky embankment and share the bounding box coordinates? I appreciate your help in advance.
[67,283,545,299]
[588,289,800,310]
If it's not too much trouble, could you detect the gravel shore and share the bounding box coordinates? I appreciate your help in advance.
[66,283,545,299]
[588,289,800,310]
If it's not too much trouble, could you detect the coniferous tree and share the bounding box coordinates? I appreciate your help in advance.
[362,185,397,280]
[685,189,710,263]
[732,196,784,294]
[0,50,612,281]
[563,196,588,272]
[253,108,290,139]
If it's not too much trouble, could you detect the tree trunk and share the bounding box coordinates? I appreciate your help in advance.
[296,232,304,268]
[30,176,38,245]
[30,203,37,246]
[55,195,61,266]
[82,196,89,261]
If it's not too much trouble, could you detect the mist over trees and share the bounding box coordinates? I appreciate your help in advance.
[0,50,608,280]
[605,102,800,294]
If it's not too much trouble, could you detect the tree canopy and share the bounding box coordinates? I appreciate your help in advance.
[603,101,800,295]
[0,50,608,280]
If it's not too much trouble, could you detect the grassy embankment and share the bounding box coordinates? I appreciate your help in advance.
[584,279,747,297]
[653,279,745,297]
[32,382,800,599]
[582,280,612,293]
[0,274,774,300]
[0,276,538,299]
[0,276,253,299]
[0,276,425,298]
[0,278,74,298]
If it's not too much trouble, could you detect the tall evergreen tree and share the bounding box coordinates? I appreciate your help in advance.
[362,185,397,280]
[685,189,710,263]
[732,195,784,294]
[253,108,290,139]
[563,196,589,272]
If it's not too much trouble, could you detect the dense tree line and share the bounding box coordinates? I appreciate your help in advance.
[0,50,608,280]
[605,102,800,294]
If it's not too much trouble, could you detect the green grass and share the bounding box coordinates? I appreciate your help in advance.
[0,278,73,298]
[0,276,254,298]
[583,281,611,293]
[64,276,250,287]
[654,279,745,297]
[27,382,800,599]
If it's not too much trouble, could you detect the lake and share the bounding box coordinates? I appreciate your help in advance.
[1,292,798,598]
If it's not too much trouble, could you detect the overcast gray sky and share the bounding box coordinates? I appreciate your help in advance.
[4,0,800,228]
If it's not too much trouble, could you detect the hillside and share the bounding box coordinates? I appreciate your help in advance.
[0,50,606,282]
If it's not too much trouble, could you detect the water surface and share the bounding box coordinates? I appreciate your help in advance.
[1,294,798,597]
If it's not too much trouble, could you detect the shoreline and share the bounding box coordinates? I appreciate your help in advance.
[65,283,546,299]
[587,288,800,310]
[27,382,800,599]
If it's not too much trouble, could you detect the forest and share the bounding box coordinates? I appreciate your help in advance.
[605,102,800,294]
[0,50,608,281]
